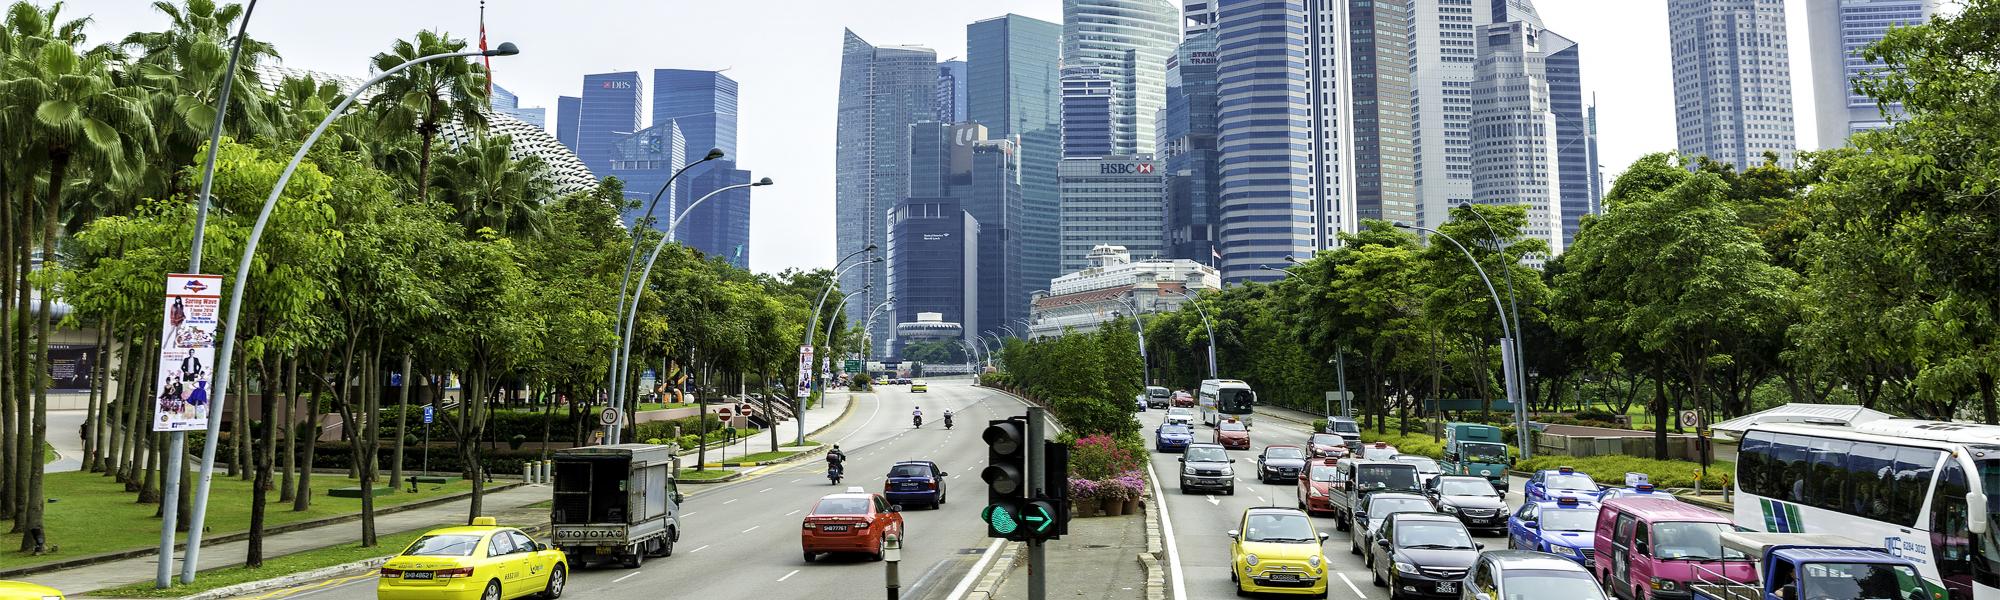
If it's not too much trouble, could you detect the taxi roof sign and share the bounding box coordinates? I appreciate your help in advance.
[846,486,867,494]
[471,516,498,526]
[1557,496,1580,507]
[1374,442,1388,448]
[1558,466,1575,474]
[1635,483,1656,492]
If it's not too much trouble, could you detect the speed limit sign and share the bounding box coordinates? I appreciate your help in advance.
[599,407,620,426]
[1679,410,1700,429]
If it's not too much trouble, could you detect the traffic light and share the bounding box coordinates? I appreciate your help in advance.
[982,418,1028,540]
[1041,440,1070,537]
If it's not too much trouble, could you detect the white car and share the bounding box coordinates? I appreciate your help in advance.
[1391,454,1443,485]
[1360,442,1400,461]
[1164,407,1195,426]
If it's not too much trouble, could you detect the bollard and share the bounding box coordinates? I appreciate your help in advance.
[884,533,901,599]
[523,462,534,482]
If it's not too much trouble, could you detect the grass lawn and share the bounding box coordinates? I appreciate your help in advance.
[676,468,735,481]
[636,402,694,412]
[0,470,472,570]
[727,450,801,464]
[43,442,55,464]
[88,528,428,598]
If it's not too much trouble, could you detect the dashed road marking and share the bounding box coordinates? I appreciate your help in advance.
[742,525,760,534]
[614,572,641,583]
[758,487,773,493]
[723,499,738,504]
[777,569,800,582]
[691,544,710,553]
[786,509,801,516]
[1340,573,1366,598]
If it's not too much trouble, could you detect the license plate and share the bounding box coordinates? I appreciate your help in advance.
[822,525,849,532]
[403,572,435,580]
[1438,582,1457,593]
[1269,573,1298,582]
[595,547,612,554]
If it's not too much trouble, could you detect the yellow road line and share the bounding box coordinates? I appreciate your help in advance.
[248,572,375,600]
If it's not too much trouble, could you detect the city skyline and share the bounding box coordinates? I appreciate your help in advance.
[76,0,1853,275]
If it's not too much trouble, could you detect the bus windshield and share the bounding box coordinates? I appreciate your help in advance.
[1218,389,1254,413]
[1799,562,1924,600]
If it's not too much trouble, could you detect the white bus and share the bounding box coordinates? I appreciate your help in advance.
[1197,379,1256,427]
[1733,420,2000,600]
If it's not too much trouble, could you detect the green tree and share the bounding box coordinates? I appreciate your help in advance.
[366,29,487,212]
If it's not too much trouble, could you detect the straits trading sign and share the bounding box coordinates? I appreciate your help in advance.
[1099,162,1156,175]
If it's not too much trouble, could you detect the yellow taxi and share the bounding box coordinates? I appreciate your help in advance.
[1228,507,1332,597]
[377,518,567,600]
[911,380,927,393]
[0,580,64,600]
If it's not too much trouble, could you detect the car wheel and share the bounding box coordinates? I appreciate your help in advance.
[482,580,503,600]
[1350,535,1361,556]
[542,566,566,599]
[871,539,887,562]
[1225,486,1235,496]
[1335,513,1351,532]
[804,550,817,563]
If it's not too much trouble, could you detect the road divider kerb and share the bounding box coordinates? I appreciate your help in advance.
[144,523,550,600]
[1140,501,1167,600]
[964,541,1022,599]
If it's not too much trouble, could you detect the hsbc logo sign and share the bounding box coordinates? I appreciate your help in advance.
[600,81,633,89]
[1099,163,1156,175]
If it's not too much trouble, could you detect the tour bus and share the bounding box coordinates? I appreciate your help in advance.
[1197,379,1256,427]
[1733,419,2000,600]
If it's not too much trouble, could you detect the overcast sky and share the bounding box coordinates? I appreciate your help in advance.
[71,0,1829,275]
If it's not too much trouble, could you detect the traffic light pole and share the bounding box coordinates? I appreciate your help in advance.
[1026,407,1047,600]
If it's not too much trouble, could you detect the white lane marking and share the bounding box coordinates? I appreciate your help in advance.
[786,509,801,516]
[759,487,773,493]
[834,392,883,446]
[790,478,801,483]
[1207,495,1220,506]
[1147,461,1188,600]
[1339,573,1366,598]
[944,538,1009,600]
[691,544,710,553]
[777,569,800,582]
[614,572,641,583]
[682,512,697,517]
[723,499,738,505]
[1257,495,1267,503]
[742,525,760,534]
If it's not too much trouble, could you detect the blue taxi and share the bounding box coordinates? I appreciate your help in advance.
[1596,482,1667,501]
[1155,423,1194,452]
[1505,496,1601,568]
[1523,466,1600,503]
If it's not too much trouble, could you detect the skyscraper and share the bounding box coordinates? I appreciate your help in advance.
[655,69,751,269]
[836,30,938,355]
[555,95,581,149]
[1807,0,1937,148]
[1667,0,1797,171]
[491,85,547,129]
[1410,0,1494,228]
[573,72,643,174]
[1160,4,1221,264]
[1060,67,1116,158]
[967,14,1063,301]
[1541,30,1600,250]
[887,197,980,358]
[1062,0,1179,156]
[607,120,687,227]
[936,59,968,122]
[1060,156,1165,271]
[907,122,1025,341]
[1348,0,1417,225]
[1212,0,1355,284]
[1470,21,1562,255]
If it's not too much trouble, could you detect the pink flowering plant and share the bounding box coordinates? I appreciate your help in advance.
[1070,434,1142,480]
[1069,477,1104,500]
[1100,470,1148,502]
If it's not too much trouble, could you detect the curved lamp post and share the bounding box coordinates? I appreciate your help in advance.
[1455,204,1526,421]
[183,41,523,584]
[1165,289,1218,379]
[1394,221,1525,459]
[972,335,993,368]
[606,148,727,424]
[812,288,867,412]
[861,298,895,364]
[999,324,1018,338]
[796,251,879,443]
[608,177,774,442]
[1117,295,1151,388]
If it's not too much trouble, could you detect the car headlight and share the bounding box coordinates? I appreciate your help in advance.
[1552,545,1580,557]
[1221,467,1235,476]
[1651,577,1678,591]
[1308,554,1322,569]
[42,596,63,600]
[1310,489,1326,498]
[1244,553,1260,566]
[1440,505,1458,513]
[1395,561,1419,575]
[1183,466,1198,476]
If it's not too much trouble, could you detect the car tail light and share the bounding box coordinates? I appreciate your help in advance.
[379,567,403,578]
[855,520,871,530]
[926,481,938,490]
[436,567,475,579]
[802,521,817,530]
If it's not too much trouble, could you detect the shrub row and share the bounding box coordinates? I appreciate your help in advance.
[1516,455,1733,490]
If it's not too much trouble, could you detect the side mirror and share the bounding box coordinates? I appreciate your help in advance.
[1376,539,1392,549]
[889,505,903,513]
[1520,520,1537,530]
[1179,457,1187,463]
[1475,542,1485,550]
[673,492,686,504]
[1229,458,1237,463]
[1318,532,1331,542]
[1227,529,1240,539]
[939,472,949,477]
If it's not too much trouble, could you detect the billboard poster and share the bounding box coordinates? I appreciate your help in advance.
[46,344,98,392]
[154,274,222,432]
[795,345,814,398]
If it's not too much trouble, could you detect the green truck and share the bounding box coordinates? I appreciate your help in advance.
[1440,422,1511,493]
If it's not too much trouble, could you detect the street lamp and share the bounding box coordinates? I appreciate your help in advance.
[1455,203,1526,425]
[813,288,867,408]
[1117,295,1152,388]
[606,147,728,417]
[972,335,993,368]
[861,298,896,343]
[999,324,1018,338]
[796,249,880,444]
[1395,221,1527,459]
[1165,289,1217,378]
[181,40,523,584]
[608,177,774,442]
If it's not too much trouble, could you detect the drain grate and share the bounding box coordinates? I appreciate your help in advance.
[957,547,986,554]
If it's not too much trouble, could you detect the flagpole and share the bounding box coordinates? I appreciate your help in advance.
[480,0,492,106]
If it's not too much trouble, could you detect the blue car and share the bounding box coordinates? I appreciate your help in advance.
[1155,423,1194,452]
[883,460,948,509]
[1597,482,1668,501]
[1507,496,1602,567]
[1524,466,1601,503]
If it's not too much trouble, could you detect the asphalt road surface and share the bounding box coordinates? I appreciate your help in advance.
[256,379,1041,600]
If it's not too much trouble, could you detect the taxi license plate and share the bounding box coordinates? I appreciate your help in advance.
[1268,574,1298,582]
[403,572,434,580]
[822,525,849,532]
[1437,582,1457,593]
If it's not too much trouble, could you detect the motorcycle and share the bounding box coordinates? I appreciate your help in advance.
[828,463,843,485]
[913,414,923,428]
[944,414,954,429]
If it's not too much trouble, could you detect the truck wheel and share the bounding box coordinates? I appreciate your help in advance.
[658,534,674,558]
[542,566,566,599]
[623,547,643,569]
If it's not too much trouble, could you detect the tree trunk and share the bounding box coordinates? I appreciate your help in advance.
[281,355,298,502]
[104,327,130,476]
[1982,372,1997,426]
[8,186,31,525]
[294,354,327,512]
[233,352,250,479]
[463,361,486,524]
[0,178,14,523]
[17,163,61,548]
[83,318,110,472]
[391,352,411,489]
[358,335,381,547]
[1652,375,1669,460]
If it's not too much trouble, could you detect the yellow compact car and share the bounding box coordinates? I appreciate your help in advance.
[377,518,566,600]
[1228,507,1332,597]
[0,580,64,600]
[911,380,927,393]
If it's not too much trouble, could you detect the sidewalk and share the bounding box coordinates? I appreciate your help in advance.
[991,511,1149,600]
[688,391,854,461]
[45,409,86,473]
[21,484,549,595]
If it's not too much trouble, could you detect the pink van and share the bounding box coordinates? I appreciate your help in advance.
[1592,497,1756,600]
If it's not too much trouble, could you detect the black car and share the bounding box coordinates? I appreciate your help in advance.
[1255,445,1309,483]
[1369,512,1481,599]
[1423,476,1508,535]
[1178,443,1235,495]
[1351,492,1439,565]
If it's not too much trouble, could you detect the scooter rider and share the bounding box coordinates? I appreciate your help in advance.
[826,445,847,483]
[943,409,954,429]
[913,406,924,428]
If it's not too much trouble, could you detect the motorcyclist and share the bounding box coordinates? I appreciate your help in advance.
[913,406,924,428]
[826,445,846,483]
[943,409,954,429]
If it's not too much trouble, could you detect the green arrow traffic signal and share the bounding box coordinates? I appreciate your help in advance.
[1023,503,1051,533]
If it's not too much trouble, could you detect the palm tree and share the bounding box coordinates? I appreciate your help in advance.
[121,0,277,201]
[0,0,150,548]
[367,30,488,210]
[431,134,554,238]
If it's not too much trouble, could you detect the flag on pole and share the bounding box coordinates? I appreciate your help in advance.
[1210,245,1220,268]
[479,1,492,106]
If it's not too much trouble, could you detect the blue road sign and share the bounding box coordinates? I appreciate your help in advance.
[422,405,434,424]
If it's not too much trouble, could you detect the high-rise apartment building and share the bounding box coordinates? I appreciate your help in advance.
[491,85,547,129]
[936,59,968,122]
[1807,0,1937,148]
[1060,67,1116,158]
[1470,21,1562,255]
[1349,0,1418,225]
[966,14,1063,301]
[654,69,751,269]
[1212,0,1355,283]
[1062,0,1179,156]
[837,30,939,355]
[1060,156,1165,271]
[1160,5,1221,264]
[1667,0,1797,171]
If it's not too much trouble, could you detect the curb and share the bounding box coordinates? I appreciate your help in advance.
[966,541,1023,599]
[1676,493,1732,512]
[1140,503,1166,600]
[0,482,525,580]
[807,393,861,439]
[164,524,550,600]
[1252,407,1319,428]
[677,471,745,485]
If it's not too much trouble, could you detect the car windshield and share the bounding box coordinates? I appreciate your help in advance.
[1310,466,1338,482]
[1148,387,1170,397]
[1650,522,1751,560]
[404,534,483,557]
[1396,522,1476,549]
[1539,509,1598,532]
[1397,457,1441,474]
[1160,425,1190,436]
[1367,497,1434,517]
[814,497,872,515]
[1331,421,1360,434]
[1243,513,1316,543]
[1168,409,1191,417]
[1546,474,1596,489]
[1266,447,1305,460]
[1220,421,1247,432]
[1501,570,1604,599]
[1438,479,1498,496]
[1357,465,1420,491]
[1799,562,1926,600]
[1461,442,1509,463]
[1186,447,1228,462]
[888,464,931,478]
[1311,434,1345,446]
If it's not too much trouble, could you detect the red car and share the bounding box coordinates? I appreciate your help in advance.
[801,488,905,562]
[1214,419,1251,450]
[1307,433,1350,459]
[1296,458,1341,515]
[1171,391,1195,408]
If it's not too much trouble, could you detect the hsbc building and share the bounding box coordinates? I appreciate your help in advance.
[1058,156,1166,272]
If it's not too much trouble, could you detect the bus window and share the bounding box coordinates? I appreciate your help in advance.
[1775,434,1811,504]
[1932,463,1974,600]
[1738,431,1771,497]
[1893,447,1940,527]
[1847,442,1895,521]
[1808,438,1851,512]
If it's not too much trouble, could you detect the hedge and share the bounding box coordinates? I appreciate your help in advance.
[377,405,587,442]
[633,414,725,442]
[1516,455,1733,490]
